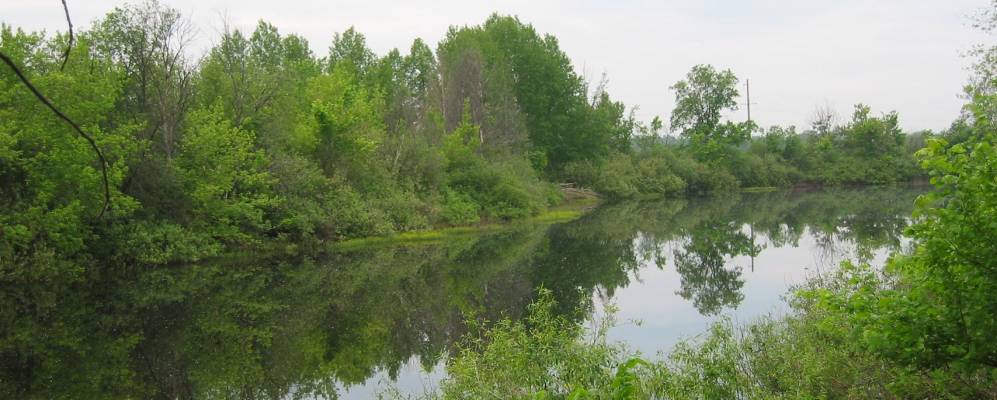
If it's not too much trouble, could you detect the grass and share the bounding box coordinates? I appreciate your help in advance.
[331,197,601,252]
[740,186,779,193]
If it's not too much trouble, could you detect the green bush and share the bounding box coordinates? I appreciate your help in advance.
[668,155,738,195]
[325,185,394,240]
[634,156,687,196]
[563,151,687,199]
[440,189,480,225]
[562,159,602,188]
[268,153,335,238]
[372,189,431,232]
[725,151,799,188]
[447,157,548,221]
[427,290,664,399]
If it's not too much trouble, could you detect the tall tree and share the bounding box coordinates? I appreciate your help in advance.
[327,27,376,79]
[670,64,753,162]
[89,0,196,217]
[91,0,194,160]
[438,15,634,171]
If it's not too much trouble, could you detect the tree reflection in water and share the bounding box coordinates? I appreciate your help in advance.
[0,186,924,399]
[673,219,761,315]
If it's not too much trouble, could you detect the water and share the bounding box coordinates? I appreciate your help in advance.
[0,186,924,399]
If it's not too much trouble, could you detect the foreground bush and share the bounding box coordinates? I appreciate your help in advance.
[426,290,665,399]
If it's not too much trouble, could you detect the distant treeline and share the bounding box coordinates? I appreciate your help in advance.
[1,0,942,273]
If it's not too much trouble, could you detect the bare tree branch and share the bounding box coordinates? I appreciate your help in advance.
[60,0,74,71]
[0,51,111,218]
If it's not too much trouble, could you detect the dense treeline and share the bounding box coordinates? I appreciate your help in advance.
[0,2,634,272]
[565,65,925,198]
[2,0,930,277]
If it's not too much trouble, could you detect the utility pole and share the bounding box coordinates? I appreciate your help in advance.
[746,78,757,273]
[746,79,751,122]
[750,223,755,272]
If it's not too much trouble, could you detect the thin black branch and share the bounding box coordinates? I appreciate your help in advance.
[0,51,111,218]
[60,0,74,71]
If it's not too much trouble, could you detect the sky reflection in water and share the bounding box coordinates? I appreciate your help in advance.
[0,187,924,399]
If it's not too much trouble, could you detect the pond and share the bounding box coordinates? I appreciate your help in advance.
[0,186,925,399]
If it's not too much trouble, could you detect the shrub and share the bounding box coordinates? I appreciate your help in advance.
[667,155,738,195]
[634,156,687,196]
[325,184,394,239]
[372,189,430,232]
[440,189,480,226]
[448,157,548,221]
[725,151,798,188]
[428,290,664,399]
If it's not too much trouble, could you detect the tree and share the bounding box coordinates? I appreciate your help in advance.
[302,67,385,180]
[197,21,320,134]
[669,64,754,162]
[437,15,633,171]
[89,0,196,216]
[327,27,376,79]
[91,0,194,160]
[0,24,138,277]
[403,38,436,100]
[810,102,838,137]
[674,220,760,315]
[174,106,276,243]
[842,104,903,159]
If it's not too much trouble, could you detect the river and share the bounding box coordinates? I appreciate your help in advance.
[0,186,925,399]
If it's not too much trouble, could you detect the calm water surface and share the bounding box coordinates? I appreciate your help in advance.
[0,187,924,399]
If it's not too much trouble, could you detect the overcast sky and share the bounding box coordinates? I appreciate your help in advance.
[3,0,992,132]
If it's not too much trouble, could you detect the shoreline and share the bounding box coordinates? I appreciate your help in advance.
[330,196,603,251]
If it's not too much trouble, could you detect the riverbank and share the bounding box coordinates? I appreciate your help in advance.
[344,179,930,251]
[331,196,602,251]
[395,168,997,399]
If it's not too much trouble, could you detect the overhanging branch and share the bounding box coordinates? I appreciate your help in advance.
[0,51,111,218]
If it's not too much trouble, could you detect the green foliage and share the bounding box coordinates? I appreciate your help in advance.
[447,158,550,220]
[889,128,997,375]
[633,154,687,196]
[442,105,552,221]
[563,145,743,199]
[798,130,997,384]
[174,106,277,243]
[663,319,762,399]
[2,4,936,278]
[440,189,481,225]
[670,64,754,162]
[793,104,916,185]
[1,26,138,278]
[437,15,634,171]
[563,153,640,199]
[303,67,385,178]
[432,290,664,399]
[327,27,377,78]
[650,69,997,399]
[724,150,798,188]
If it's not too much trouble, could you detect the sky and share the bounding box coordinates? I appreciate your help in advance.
[3,0,993,132]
